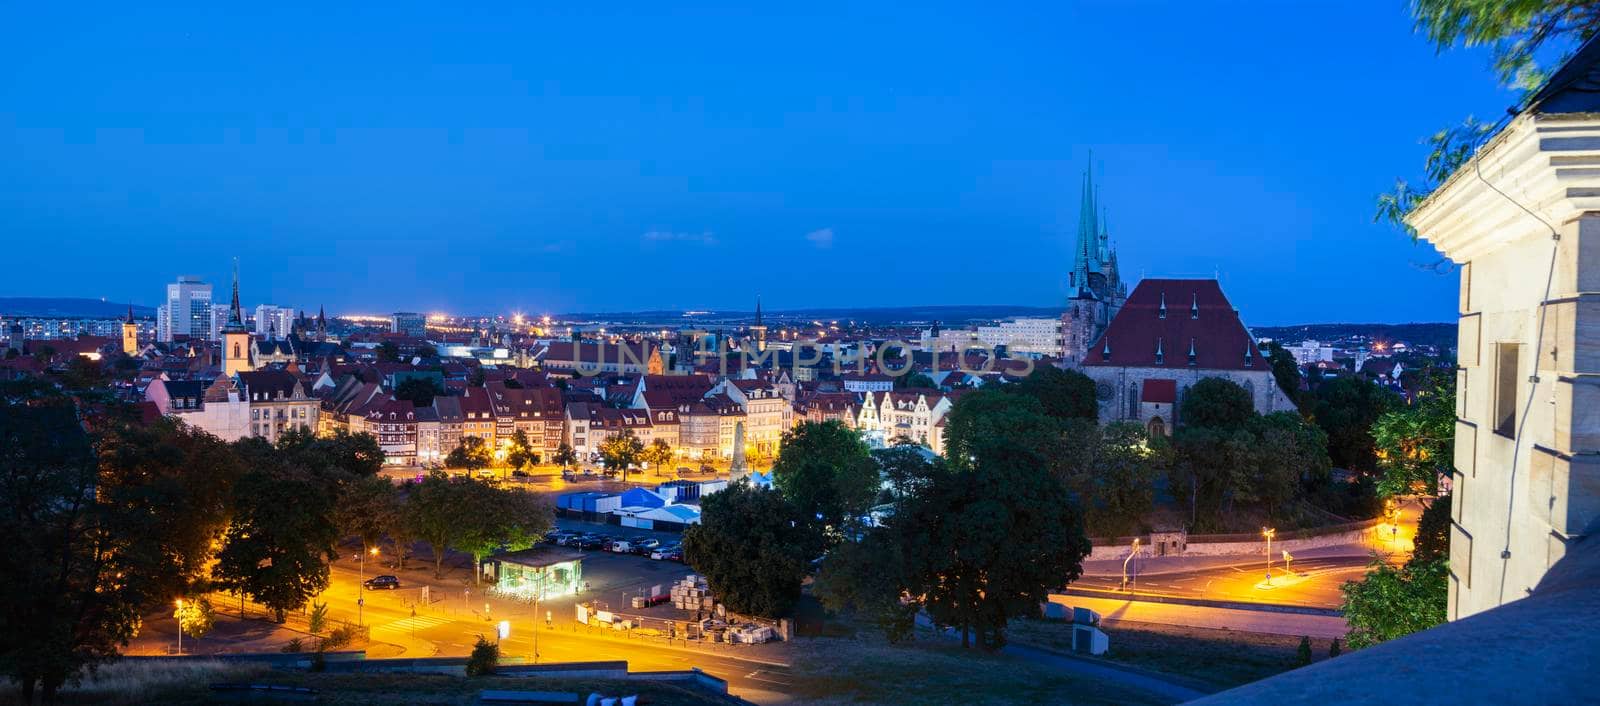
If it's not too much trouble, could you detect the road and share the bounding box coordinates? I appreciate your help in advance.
[1058,594,1350,640]
[322,554,795,703]
[1075,553,1375,609]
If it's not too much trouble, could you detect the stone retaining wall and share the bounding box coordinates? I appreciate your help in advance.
[1085,518,1385,560]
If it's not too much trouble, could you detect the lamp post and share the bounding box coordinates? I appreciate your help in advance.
[358,546,378,627]
[1122,538,1141,591]
[175,598,184,655]
[1262,528,1276,585]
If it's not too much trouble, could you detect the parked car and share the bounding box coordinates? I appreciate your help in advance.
[631,539,661,555]
[578,534,610,550]
[650,544,680,561]
[363,575,401,590]
[610,540,634,554]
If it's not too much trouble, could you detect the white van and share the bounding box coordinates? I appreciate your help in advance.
[610,540,633,554]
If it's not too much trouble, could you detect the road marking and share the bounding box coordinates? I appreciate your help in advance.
[376,614,453,633]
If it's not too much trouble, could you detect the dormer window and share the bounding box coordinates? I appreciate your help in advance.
[1158,292,1167,319]
[1187,338,1197,366]
[1244,342,1254,367]
[1191,293,1199,320]
[1155,337,1165,365]
[1101,339,1111,362]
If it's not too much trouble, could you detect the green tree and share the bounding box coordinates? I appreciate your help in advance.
[902,441,1091,649]
[1260,341,1304,402]
[174,597,216,641]
[681,480,815,618]
[58,355,107,392]
[0,401,148,702]
[1412,494,1452,565]
[466,635,499,676]
[1010,366,1098,422]
[336,474,400,554]
[553,441,577,469]
[942,389,1063,468]
[1311,377,1398,476]
[895,372,937,390]
[642,438,674,474]
[1296,636,1313,666]
[213,440,340,623]
[1069,422,1164,537]
[451,482,552,584]
[277,428,384,483]
[377,340,400,362]
[813,528,917,642]
[873,444,938,505]
[1372,374,1456,497]
[1340,557,1449,649]
[1180,377,1255,430]
[406,472,468,579]
[447,436,493,474]
[770,421,880,535]
[598,429,645,483]
[394,376,443,407]
[505,429,537,472]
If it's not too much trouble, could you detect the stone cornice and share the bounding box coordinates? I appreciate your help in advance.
[1408,113,1600,262]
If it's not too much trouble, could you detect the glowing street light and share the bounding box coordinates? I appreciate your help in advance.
[1262,528,1277,585]
[359,546,379,627]
[1122,538,1141,590]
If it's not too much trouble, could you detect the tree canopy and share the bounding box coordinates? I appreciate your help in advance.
[1372,372,1455,497]
[770,421,881,534]
[598,429,644,483]
[682,480,815,618]
[447,435,493,473]
[1009,366,1098,422]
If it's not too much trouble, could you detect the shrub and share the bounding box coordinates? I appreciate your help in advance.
[308,602,328,635]
[320,624,356,651]
[1329,638,1342,658]
[1296,636,1312,666]
[280,638,303,653]
[466,635,498,676]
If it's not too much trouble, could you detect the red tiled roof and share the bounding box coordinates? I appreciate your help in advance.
[1141,378,1176,404]
[1083,279,1262,371]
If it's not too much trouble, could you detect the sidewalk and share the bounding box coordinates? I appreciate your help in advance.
[1081,543,1377,577]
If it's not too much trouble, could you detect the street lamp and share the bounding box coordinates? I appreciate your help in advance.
[359,546,378,627]
[1122,538,1141,591]
[175,598,184,655]
[1262,528,1277,585]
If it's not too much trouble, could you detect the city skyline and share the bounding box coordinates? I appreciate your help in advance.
[0,4,1517,325]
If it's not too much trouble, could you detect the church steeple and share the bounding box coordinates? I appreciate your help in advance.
[223,258,246,334]
[1070,158,1102,300]
[222,258,254,376]
[750,294,768,352]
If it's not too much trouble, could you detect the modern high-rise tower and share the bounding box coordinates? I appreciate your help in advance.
[159,275,213,342]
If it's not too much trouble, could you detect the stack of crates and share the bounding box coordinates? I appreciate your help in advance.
[671,575,714,611]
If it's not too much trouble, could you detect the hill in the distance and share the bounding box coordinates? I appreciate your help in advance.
[0,298,155,318]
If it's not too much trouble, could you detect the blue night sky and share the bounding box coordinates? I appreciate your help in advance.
[0,3,1518,324]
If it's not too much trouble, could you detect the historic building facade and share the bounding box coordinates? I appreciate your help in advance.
[1406,46,1600,621]
[1080,278,1291,435]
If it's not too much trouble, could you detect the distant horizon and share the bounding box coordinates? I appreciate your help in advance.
[0,295,1455,328]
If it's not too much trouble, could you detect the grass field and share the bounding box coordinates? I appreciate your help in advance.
[1007,618,1337,689]
[784,633,1167,706]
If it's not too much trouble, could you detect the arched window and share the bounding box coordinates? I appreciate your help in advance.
[1148,417,1166,437]
[1128,383,1138,419]
[232,342,240,358]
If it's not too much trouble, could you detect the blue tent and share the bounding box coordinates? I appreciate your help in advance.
[618,487,666,509]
